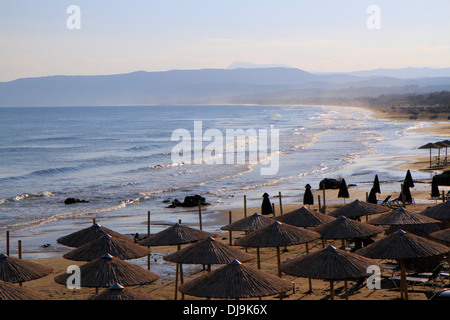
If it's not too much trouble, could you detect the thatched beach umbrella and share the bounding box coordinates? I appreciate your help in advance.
[430,228,450,285]
[56,222,133,248]
[338,178,350,203]
[261,193,274,216]
[329,199,390,220]
[303,184,314,207]
[62,234,151,261]
[0,279,46,300]
[163,236,255,270]
[179,259,293,300]
[234,221,320,277]
[138,222,216,300]
[356,229,449,300]
[0,253,53,284]
[313,216,383,249]
[418,142,442,168]
[281,245,382,300]
[220,212,274,233]
[368,207,441,237]
[54,253,159,288]
[275,206,335,228]
[89,283,166,300]
[420,200,450,223]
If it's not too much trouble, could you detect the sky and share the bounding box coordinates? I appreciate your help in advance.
[1,0,450,82]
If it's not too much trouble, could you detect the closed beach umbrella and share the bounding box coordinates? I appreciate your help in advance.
[356,229,449,300]
[275,206,335,228]
[338,179,350,202]
[303,184,314,206]
[57,222,133,248]
[399,184,413,204]
[261,193,273,215]
[89,283,166,300]
[431,178,440,198]
[404,170,414,188]
[62,234,151,261]
[281,245,382,300]
[368,207,440,237]
[163,236,255,269]
[0,279,46,300]
[0,253,53,284]
[329,199,390,220]
[220,212,274,232]
[373,175,381,194]
[367,187,377,204]
[54,253,159,288]
[179,259,293,300]
[235,221,320,277]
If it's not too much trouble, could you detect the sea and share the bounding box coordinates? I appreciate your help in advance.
[0,105,446,275]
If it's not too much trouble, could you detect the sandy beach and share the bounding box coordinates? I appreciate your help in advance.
[2,106,449,303]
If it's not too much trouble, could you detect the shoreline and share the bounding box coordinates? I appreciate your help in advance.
[2,104,449,300]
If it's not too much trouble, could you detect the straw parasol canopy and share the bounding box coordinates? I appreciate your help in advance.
[356,229,449,299]
[0,253,53,284]
[179,259,293,299]
[329,199,390,219]
[420,200,450,222]
[281,245,382,300]
[429,228,450,244]
[138,223,216,247]
[275,206,335,228]
[163,236,255,266]
[0,279,46,300]
[234,221,320,276]
[54,253,159,288]
[56,222,133,248]
[88,283,166,300]
[418,142,442,167]
[313,216,383,242]
[368,207,441,237]
[261,192,273,215]
[220,212,274,232]
[62,234,152,261]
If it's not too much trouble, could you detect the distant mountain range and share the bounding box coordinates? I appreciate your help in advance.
[1,65,450,107]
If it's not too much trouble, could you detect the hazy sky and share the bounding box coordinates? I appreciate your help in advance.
[1,0,450,81]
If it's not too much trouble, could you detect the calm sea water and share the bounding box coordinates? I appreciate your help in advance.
[0,105,443,261]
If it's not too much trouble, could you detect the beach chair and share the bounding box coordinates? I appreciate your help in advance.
[390,263,446,290]
[381,195,391,205]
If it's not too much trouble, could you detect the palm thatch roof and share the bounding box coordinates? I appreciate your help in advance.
[420,200,450,221]
[179,259,292,299]
[220,212,274,232]
[312,216,383,240]
[139,223,216,247]
[234,221,320,248]
[429,228,450,243]
[329,199,390,218]
[368,207,440,226]
[89,283,166,300]
[0,253,53,283]
[0,279,46,300]
[62,234,151,261]
[281,245,382,280]
[356,229,449,260]
[163,236,255,265]
[56,222,133,248]
[275,206,335,227]
[54,253,159,288]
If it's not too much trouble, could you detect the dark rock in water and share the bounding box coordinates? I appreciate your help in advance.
[166,194,210,208]
[319,178,342,190]
[64,198,89,205]
[42,244,51,248]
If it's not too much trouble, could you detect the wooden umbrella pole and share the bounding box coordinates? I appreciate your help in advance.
[278,192,283,215]
[256,248,261,269]
[318,195,321,213]
[147,211,151,270]
[243,195,247,218]
[400,260,408,300]
[228,211,232,245]
[272,203,276,217]
[6,231,9,256]
[174,263,179,300]
[306,243,312,292]
[180,263,185,300]
[322,189,326,214]
[277,246,282,277]
[329,281,334,300]
[344,280,348,300]
[198,201,203,230]
[18,240,22,259]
